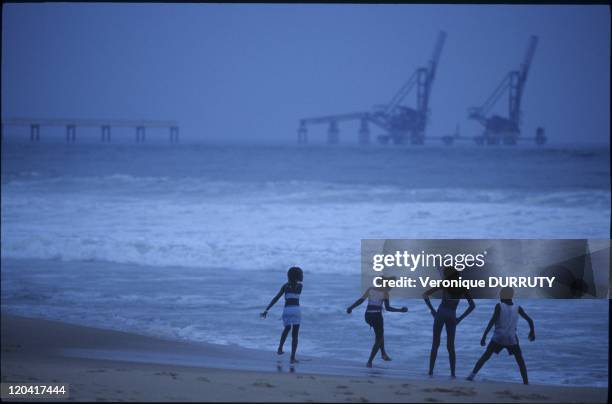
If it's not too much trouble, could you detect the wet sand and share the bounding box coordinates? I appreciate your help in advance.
[1,314,607,402]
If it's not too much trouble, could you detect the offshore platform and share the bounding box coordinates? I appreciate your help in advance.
[297,33,546,146]
[467,35,546,146]
[297,31,447,145]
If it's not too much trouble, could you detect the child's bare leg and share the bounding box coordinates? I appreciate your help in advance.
[367,338,381,367]
[514,350,529,385]
[367,323,384,367]
[380,336,391,360]
[446,320,457,377]
[467,344,495,380]
[278,325,291,354]
[429,317,444,375]
[290,324,300,363]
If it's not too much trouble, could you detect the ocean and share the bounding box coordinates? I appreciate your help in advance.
[1,142,609,387]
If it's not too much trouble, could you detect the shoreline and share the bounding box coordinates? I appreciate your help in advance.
[1,313,607,402]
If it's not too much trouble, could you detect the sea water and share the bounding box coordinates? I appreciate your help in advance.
[1,142,609,387]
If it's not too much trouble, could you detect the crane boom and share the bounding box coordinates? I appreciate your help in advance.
[384,30,446,116]
[520,35,538,83]
[469,35,538,127]
[466,34,542,145]
[474,73,511,118]
[383,71,418,115]
[417,31,447,124]
[428,31,447,82]
[510,35,538,127]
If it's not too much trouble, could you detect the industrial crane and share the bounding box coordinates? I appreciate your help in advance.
[297,31,447,145]
[468,35,546,145]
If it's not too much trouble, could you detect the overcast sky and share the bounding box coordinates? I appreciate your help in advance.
[2,4,609,145]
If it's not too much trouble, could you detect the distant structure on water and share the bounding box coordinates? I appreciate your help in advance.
[297,33,546,146]
[298,31,447,146]
[466,35,546,146]
[1,118,180,143]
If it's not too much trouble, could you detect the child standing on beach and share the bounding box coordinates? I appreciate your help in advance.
[467,286,535,385]
[261,266,303,364]
[346,276,408,368]
[423,266,475,378]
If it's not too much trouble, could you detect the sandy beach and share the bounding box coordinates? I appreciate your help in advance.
[0,313,606,403]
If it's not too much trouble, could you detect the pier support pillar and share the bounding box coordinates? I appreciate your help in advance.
[297,122,308,145]
[358,119,370,145]
[170,126,179,143]
[327,121,339,145]
[30,124,40,142]
[65,125,76,143]
[535,127,546,146]
[101,125,111,143]
[136,126,146,143]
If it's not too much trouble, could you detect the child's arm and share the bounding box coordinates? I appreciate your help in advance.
[480,303,500,346]
[457,291,476,324]
[261,284,285,318]
[383,292,408,313]
[347,288,370,314]
[518,306,536,341]
[423,287,441,316]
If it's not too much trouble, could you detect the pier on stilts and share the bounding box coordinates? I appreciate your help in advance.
[1,118,180,144]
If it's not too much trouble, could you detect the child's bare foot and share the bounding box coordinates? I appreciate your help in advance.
[366,362,373,368]
[290,358,299,364]
[277,349,284,355]
[428,371,433,377]
[381,354,392,361]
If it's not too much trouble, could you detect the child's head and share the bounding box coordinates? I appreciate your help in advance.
[381,275,396,291]
[500,286,514,300]
[287,266,303,283]
[443,266,459,281]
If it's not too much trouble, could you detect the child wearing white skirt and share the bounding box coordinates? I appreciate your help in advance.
[261,267,303,364]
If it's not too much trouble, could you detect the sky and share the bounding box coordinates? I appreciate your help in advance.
[1,4,610,145]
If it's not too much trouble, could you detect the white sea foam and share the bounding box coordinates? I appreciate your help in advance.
[2,176,608,271]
